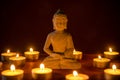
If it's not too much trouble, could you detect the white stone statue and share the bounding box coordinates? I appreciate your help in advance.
[42,9,81,69]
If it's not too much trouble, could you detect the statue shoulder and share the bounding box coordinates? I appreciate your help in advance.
[47,31,55,36]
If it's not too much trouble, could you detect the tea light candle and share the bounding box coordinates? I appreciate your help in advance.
[93,55,110,68]
[73,49,82,60]
[1,64,24,80]
[66,70,89,80]
[104,48,119,59]
[9,54,26,68]
[1,49,16,62]
[32,63,52,80]
[24,48,39,60]
[104,64,120,80]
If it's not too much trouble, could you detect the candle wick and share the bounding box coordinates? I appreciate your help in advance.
[113,69,116,72]
[40,68,44,72]
[40,67,44,71]
[98,56,102,60]
[12,70,15,72]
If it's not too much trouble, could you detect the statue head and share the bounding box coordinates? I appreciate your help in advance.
[52,9,68,31]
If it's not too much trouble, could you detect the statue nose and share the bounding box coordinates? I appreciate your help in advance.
[59,23,62,25]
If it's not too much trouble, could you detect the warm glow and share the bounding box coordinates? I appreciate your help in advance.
[73,70,78,77]
[73,49,76,52]
[40,63,44,70]
[7,49,10,53]
[73,49,76,54]
[98,55,102,59]
[10,64,15,72]
[112,64,117,71]
[109,48,112,52]
[16,54,19,57]
[30,48,33,52]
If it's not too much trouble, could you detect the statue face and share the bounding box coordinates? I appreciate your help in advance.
[53,15,68,31]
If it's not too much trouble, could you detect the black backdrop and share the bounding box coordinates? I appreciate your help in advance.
[1,0,120,54]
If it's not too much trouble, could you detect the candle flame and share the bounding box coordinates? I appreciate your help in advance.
[30,48,33,52]
[10,64,15,72]
[40,63,44,70]
[73,70,78,77]
[109,48,112,52]
[7,49,10,53]
[98,55,102,59]
[73,49,76,54]
[112,64,117,71]
[73,49,76,52]
[16,54,19,57]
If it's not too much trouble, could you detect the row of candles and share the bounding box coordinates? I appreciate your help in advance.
[1,63,89,80]
[1,48,84,80]
[0,47,120,80]
[93,48,120,80]
[1,48,39,62]
[1,63,120,80]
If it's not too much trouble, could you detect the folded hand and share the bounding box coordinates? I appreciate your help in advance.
[50,53,63,59]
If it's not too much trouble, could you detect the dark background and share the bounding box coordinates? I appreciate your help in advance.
[1,0,120,54]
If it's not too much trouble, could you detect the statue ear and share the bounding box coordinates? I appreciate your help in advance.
[52,18,54,22]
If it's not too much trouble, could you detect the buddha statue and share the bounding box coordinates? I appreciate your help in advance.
[42,9,81,69]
